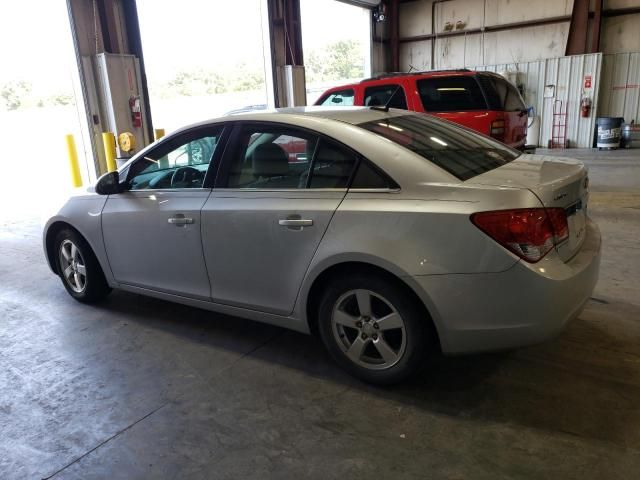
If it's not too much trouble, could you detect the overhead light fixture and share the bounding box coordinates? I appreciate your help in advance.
[430,137,447,146]
[437,87,466,92]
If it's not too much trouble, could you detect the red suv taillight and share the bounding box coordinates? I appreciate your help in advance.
[490,119,505,140]
[471,208,569,263]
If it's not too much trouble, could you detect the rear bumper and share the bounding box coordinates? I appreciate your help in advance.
[412,219,601,354]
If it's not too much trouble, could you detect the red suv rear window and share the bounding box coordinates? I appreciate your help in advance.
[417,76,487,112]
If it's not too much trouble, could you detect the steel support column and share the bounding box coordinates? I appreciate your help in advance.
[565,0,590,55]
[590,0,603,53]
[389,0,399,72]
[264,0,305,107]
[67,0,153,178]
[121,0,154,142]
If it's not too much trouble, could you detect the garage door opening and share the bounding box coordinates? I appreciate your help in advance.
[0,0,88,221]
[136,0,269,132]
[301,0,372,104]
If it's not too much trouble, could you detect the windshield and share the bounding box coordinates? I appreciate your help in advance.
[358,114,520,181]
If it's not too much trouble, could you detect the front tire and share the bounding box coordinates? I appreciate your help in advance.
[317,273,428,385]
[54,229,111,303]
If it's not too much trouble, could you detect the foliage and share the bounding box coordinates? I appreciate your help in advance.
[0,40,365,110]
[150,63,266,99]
[149,39,366,99]
[0,80,75,111]
[0,81,32,110]
[306,40,364,84]
[47,93,75,106]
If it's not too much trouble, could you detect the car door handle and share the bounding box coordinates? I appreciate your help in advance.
[278,219,313,227]
[168,216,194,226]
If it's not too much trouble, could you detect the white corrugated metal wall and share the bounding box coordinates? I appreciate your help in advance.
[475,53,603,148]
[598,52,640,125]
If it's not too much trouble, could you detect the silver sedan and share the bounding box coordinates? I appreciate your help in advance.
[43,107,601,384]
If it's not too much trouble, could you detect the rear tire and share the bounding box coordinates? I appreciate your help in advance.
[54,228,111,303]
[317,273,428,385]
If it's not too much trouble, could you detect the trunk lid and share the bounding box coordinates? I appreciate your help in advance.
[468,154,589,262]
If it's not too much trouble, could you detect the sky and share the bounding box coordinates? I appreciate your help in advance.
[136,0,370,82]
[0,0,370,93]
[0,0,77,93]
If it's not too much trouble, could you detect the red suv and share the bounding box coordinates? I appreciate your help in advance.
[315,70,528,150]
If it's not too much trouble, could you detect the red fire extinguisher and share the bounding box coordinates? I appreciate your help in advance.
[129,96,142,128]
[581,96,592,118]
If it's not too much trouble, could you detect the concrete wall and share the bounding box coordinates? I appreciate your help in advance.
[397,0,640,71]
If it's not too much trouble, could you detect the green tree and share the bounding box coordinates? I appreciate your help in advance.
[307,40,364,84]
[0,81,32,110]
[47,92,75,106]
[157,65,265,98]
[232,63,265,92]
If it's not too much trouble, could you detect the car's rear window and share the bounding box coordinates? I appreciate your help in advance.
[476,74,526,111]
[358,114,520,181]
[417,76,487,112]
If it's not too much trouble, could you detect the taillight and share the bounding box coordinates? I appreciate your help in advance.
[546,208,569,244]
[471,208,569,263]
[490,119,505,139]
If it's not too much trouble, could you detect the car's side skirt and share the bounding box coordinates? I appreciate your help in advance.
[117,284,311,334]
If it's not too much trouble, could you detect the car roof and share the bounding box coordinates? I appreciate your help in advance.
[317,69,503,94]
[360,69,478,83]
[177,106,413,133]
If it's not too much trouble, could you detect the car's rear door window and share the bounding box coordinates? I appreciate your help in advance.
[221,124,360,189]
[225,126,317,189]
[318,89,355,106]
[358,114,519,181]
[350,160,398,189]
[503,80,526,111]
[476,75,526,111]
[364,84,408,109]
[307,139,358,188]
[417,76,487,112]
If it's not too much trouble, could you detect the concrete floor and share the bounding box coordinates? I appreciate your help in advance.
[1,148,639,479]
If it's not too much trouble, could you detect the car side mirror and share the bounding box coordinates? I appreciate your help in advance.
[95,171,123,195]
[332,97,343,104]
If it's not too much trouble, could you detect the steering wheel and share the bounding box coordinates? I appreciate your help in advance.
[170,166,201,188]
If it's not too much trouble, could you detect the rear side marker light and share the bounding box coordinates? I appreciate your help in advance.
[490,119,505,138]
[471,208,569,263]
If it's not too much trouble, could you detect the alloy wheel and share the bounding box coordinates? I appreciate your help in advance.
[331,289,407,370]
[59,239,87,293]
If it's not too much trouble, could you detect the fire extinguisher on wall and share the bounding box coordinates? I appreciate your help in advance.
[129,95,142,128]
[581,96,592,118]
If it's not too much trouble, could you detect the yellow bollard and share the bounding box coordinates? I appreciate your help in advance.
[65,134,83,187]
[154,128,165,141]
[102,132,117,173]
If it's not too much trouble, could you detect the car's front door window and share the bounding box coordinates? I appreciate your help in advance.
[364,84,408,109]
[318,89,355,106]
[127,127,223,190]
